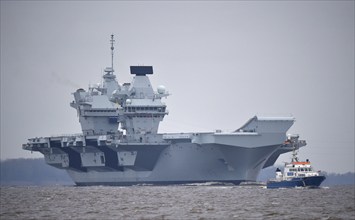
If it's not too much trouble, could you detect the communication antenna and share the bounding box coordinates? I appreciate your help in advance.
[110,34,115,72]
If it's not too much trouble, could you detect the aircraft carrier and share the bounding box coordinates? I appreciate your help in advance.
[23,35,306,186]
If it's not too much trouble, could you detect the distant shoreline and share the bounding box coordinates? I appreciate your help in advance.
[1,158,354,186]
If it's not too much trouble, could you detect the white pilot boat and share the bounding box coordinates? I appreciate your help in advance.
[267,135,326,189]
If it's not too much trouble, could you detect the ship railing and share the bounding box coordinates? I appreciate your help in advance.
[50,133,84,138]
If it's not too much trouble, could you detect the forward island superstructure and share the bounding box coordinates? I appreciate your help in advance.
[23,35,306,186]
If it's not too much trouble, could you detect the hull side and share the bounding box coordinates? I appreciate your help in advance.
[67,143,280,185]
[303,176,326,187]
[267,176,326,189]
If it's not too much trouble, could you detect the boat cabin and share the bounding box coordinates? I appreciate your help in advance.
[276,159,321,181]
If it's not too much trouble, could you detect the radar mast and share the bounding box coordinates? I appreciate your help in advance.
[110,34,115,73]
[104,34,115,74]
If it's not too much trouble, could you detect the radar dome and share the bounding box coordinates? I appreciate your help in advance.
[126,99,132,105]
[157,85,166,94]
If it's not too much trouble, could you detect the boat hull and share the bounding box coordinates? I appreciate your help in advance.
[267,176,326,189]
[67,143,280,186]
[23,117,299,186]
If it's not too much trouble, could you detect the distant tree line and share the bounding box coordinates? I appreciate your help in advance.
[0,158,354,186]
[0,158,73,185]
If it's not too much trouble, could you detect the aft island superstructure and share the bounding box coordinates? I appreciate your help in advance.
[23,35,306,186]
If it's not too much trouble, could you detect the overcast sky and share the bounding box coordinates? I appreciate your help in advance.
[1,1,354,173]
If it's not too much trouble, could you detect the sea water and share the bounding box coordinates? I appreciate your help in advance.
[1,184,354,219]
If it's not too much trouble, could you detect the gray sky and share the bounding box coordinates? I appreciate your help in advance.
[1,1,354,173]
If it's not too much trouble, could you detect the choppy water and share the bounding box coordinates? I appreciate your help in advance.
[1,184,354,219]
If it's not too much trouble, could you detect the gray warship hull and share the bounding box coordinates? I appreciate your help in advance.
[68,143,280,186]
[24,117,303,186]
